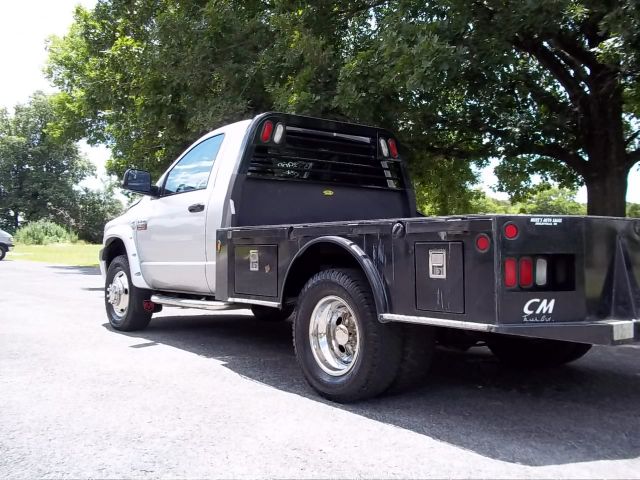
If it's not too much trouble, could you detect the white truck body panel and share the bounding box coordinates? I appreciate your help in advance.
[102,119,251,294]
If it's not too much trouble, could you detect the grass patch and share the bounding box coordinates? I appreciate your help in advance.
[8,243,101,266]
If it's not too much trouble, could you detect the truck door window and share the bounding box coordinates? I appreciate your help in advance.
[163,134,224,195]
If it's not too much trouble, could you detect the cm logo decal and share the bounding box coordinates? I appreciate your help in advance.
[523,298,555,315]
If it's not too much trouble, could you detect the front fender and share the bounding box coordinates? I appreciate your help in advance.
[103,224,152,290]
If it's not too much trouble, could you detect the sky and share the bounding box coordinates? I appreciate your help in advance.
[0,0,109,189]
[0,0,638,202]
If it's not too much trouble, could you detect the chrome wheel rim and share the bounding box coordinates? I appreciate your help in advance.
[107,270,129,318]
[308,295,360,376]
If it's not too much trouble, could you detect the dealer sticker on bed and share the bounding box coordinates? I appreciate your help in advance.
[530,217,563,226]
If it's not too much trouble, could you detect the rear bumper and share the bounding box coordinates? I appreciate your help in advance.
[380,314,639,346]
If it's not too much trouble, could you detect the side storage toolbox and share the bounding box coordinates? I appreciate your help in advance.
[234,244,278,297]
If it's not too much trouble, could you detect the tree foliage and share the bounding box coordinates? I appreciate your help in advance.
[466,187,587,216]
[46,0,640,216]
[73,181,124,243]
[14,219,77,245]
[0,93,93,232]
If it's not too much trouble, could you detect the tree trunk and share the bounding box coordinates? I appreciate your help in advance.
[582,81,629,217]
[584,165,629,217]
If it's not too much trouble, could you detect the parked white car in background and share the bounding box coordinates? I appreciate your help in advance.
[0,228,14,261]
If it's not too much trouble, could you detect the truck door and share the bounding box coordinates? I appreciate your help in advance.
[135,135,225,293]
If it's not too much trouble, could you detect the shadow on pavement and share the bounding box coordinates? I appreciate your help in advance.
[48,265,100,276]
[104,312,640,467]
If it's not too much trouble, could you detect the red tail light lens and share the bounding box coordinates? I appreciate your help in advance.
[475,234,490,252]
[519,257,533,288]
[504,223,519,239]
[260,121,274,142]
[504,258,517,288]
[387,138,399,158]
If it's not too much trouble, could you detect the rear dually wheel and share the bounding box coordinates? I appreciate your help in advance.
[293,268,403,403]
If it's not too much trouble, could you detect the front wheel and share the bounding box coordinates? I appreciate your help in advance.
[293,268,403,403]
[487,335,592,368]
[0,245,6,261]
[105,255,152,331]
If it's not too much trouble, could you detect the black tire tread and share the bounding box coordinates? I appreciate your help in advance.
[293,268,403,403]
[387,324,436,393]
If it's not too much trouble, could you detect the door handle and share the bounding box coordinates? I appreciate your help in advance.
[188,203,205,213]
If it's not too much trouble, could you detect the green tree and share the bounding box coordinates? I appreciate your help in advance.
[0,93,93,231]
[46,0,481,211]
[513,187,587,215]
[72,180,123,243]
[334,1,639,216]
[46,0,273,179]
[628,202,640,217]
[47,1,640,217]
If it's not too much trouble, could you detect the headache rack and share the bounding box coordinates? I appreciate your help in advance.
[247,122,405,190]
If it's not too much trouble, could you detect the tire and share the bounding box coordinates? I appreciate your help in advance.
[487,334,592,368]
[105,255,152,331]
[251,304,294,322]
[387,324,436,393]
[293,268,403,403]
[0,245,6,261]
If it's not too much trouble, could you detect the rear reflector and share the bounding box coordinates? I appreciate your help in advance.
[475,234,490,252]
[504,222,519,239]
[260,121,274,142]
[504,258,517,288]
[519,257,533,288]
[535,258,548,286]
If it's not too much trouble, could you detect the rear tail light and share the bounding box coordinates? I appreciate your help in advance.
[535,258,548,286]
[273,123,285,144]
[519,257,533,288]
[387,138,399,158]
[503,255,574,291]
[379,138,389,157]
[260,120,274,142]
[504,258,517,288]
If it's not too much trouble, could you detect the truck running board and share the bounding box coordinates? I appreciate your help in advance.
[150,294,246,312]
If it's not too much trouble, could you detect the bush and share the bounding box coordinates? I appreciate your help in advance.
[14,220,77,245]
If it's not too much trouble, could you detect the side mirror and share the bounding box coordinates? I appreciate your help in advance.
[122,169,158,196]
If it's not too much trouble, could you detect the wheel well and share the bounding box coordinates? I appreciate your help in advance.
[282,242,361,304]
[103,238,127,269]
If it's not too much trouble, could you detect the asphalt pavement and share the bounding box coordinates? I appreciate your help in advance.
[1,259,639,479]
